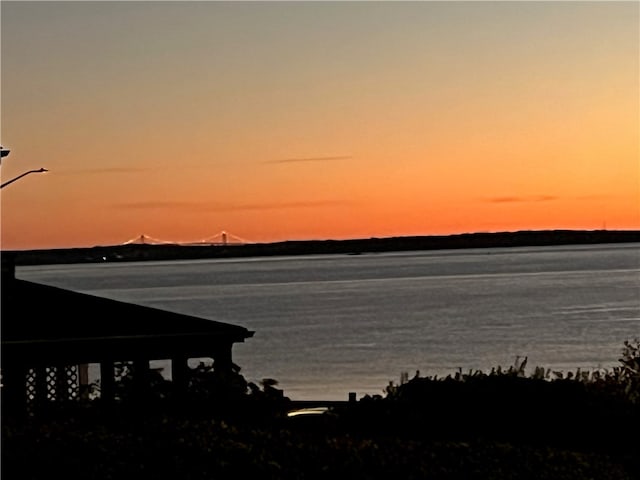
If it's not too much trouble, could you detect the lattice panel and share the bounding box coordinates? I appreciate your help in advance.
[23,366,81,405]
[25,368,37,403]
[45,367,57,401]
[63,365,80,400]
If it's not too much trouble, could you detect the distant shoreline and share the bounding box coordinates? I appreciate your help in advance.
[5,229,640,266]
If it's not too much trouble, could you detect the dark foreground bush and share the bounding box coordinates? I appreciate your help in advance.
[3,414,637,480]
[3,339,639,480]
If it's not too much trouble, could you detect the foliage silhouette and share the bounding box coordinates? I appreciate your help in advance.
[2,339,639,480]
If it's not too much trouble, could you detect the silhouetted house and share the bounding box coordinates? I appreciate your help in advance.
[1,254,254,415]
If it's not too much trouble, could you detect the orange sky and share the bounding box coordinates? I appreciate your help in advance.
[1,1,638,250]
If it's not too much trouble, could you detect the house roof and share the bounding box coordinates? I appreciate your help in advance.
[1,276,254,365]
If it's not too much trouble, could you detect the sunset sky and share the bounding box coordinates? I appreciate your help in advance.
[1,0,638,250]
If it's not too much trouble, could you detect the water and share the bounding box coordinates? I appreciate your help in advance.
[16,243,640,400]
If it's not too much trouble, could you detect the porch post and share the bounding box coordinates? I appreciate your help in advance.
[100,360,115,403]
[171,355,189,397]
[132,359,150,400]
[212,344,233,375]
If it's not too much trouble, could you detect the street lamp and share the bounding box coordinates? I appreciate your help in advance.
[1,168,49,189]
[0,146,48,188]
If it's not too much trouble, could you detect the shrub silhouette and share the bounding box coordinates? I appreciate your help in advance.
[335,338,640,453]
[3,339,639,480]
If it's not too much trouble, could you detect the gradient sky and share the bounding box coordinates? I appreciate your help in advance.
[1,0,638,250]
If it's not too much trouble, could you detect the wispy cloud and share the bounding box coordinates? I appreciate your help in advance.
[114,201,199,210]
[263,155,352,164]
[574,194,612,200]
[113,200,351,212]
[59,167,151,175]
[220,200,351,211]
[486,195,558,203]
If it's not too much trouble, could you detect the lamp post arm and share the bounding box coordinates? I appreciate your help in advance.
[0,168,48,189]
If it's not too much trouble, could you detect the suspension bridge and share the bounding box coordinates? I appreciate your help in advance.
[121,231,254,246]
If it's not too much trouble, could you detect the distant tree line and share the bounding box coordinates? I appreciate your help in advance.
[7,229,640,266]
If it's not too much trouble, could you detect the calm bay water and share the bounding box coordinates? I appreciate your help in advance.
[17,243,640,400]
